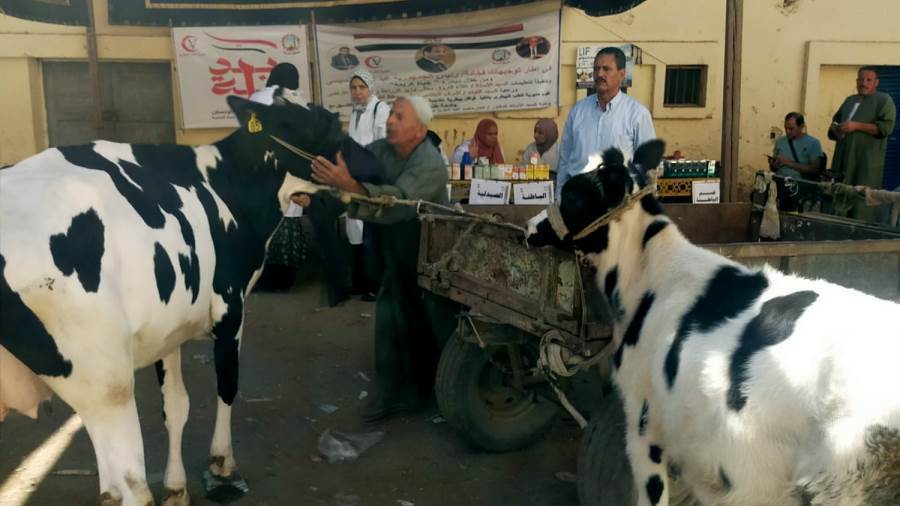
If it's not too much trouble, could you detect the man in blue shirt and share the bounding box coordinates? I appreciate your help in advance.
[768,112,824,211]
[769,112,824,180]
[556,46,656,199]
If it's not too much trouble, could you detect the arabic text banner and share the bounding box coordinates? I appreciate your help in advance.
[316,11,560,119]
[173,26,312,129]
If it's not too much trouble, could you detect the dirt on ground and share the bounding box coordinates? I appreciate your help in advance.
[0,276,591,506]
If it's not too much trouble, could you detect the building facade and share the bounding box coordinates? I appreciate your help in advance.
[1,0,897,196]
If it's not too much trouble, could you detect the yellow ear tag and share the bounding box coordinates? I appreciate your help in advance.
[248,112,263,133]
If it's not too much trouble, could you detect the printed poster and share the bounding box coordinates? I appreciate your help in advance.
[173,25,312,129]
[316,11,560,118]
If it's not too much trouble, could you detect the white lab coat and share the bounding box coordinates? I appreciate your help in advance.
[346,97,389,245]
[348,97,389,147]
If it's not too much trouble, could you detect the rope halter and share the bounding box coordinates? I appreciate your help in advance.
[550,168,660,243]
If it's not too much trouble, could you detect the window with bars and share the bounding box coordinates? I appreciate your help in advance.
[664,65,708,107]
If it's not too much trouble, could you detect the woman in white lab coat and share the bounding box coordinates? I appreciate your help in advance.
[346,70,388,300]
[348,69,389,146]
[252,63,310,292]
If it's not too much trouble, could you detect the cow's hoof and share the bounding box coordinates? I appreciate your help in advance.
[99,492,123,506]
[162,487,191,506]
[202,469,249,504]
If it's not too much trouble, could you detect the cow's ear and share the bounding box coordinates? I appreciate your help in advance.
[602,147,625,168]
[227,96,265,134]
[632,139,666,174]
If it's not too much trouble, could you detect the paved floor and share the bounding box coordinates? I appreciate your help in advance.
[1,278,590,506]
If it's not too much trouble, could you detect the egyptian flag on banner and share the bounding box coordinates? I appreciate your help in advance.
[0,0,648,26]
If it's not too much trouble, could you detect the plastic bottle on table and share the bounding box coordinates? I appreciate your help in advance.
[460,151,471,180]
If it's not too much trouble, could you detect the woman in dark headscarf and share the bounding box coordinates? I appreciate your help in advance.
[522,118,560,179]
[253,62,309,292]
[267,62,299,89]
[452,118,505,165]
[248,62,305,105]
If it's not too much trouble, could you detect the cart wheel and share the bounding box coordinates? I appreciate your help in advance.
[577,387,637,506]
[435,332,558,452]
[577,387,699,506]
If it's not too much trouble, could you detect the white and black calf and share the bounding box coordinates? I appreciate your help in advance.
[528,141,900,506]
[0,90,346,505]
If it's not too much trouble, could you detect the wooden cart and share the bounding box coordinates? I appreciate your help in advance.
[417,203,900,455]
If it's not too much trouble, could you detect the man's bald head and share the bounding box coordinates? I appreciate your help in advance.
[396,95,433,125]
[386,96,431,148]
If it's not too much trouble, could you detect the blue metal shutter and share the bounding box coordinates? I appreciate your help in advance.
[879,66,900,190]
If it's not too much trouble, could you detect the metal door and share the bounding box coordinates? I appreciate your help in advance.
[878,66,900,190]
[43,61,175,147]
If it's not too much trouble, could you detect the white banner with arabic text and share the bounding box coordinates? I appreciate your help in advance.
[316,11,559,119]
[173,25,312,129]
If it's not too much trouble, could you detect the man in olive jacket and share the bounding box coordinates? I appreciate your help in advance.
[299,96,457,422]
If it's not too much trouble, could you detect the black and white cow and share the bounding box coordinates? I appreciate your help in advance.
[0,90,344,505]
[527,141,900,506]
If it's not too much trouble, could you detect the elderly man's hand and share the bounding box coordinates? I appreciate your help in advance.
[311,151,367,195]
[312,152,353,192]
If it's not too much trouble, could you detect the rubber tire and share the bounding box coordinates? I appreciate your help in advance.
[576,387,638,506]
[435,332,559,452]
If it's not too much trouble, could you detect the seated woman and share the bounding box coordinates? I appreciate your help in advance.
[521,118,560,180]
[452,119,505,165]
[768,112,825,212]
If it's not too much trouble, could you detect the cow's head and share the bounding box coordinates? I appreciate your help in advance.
[226,89,344,180]
[526,139,665,255]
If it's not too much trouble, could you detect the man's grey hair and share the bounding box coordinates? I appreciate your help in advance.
[395,95,433,126]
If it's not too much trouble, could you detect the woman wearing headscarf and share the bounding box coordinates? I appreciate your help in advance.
[346,70,389,301]
[252,63,310,292]
[286,70,388,304]
[522,118,560,179]
[348,69,389,146]
[452,119,505,165]
[249,62,306,105]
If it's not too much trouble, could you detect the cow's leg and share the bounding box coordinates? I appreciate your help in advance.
[77,391,154,506]
[203,322,249,502]
[622,394,670,506]
[209,398,237,476]
[43,348,153,506]
[156,351,191,506]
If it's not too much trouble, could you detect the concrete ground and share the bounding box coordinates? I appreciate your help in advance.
[0,276,588,506]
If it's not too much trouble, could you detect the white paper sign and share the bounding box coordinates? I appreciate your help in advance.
[173,25,312,129]
[692,179,721,204]
[316,11,560,119]
[469,179,511,205]
[513,181,554,205]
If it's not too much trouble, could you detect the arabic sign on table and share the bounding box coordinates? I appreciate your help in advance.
[691,179,721,204]
[173,26,312,129]
[513,181,554,205]
[575,44,640,89]
[469,179,512,205]
[316,11,560,119]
